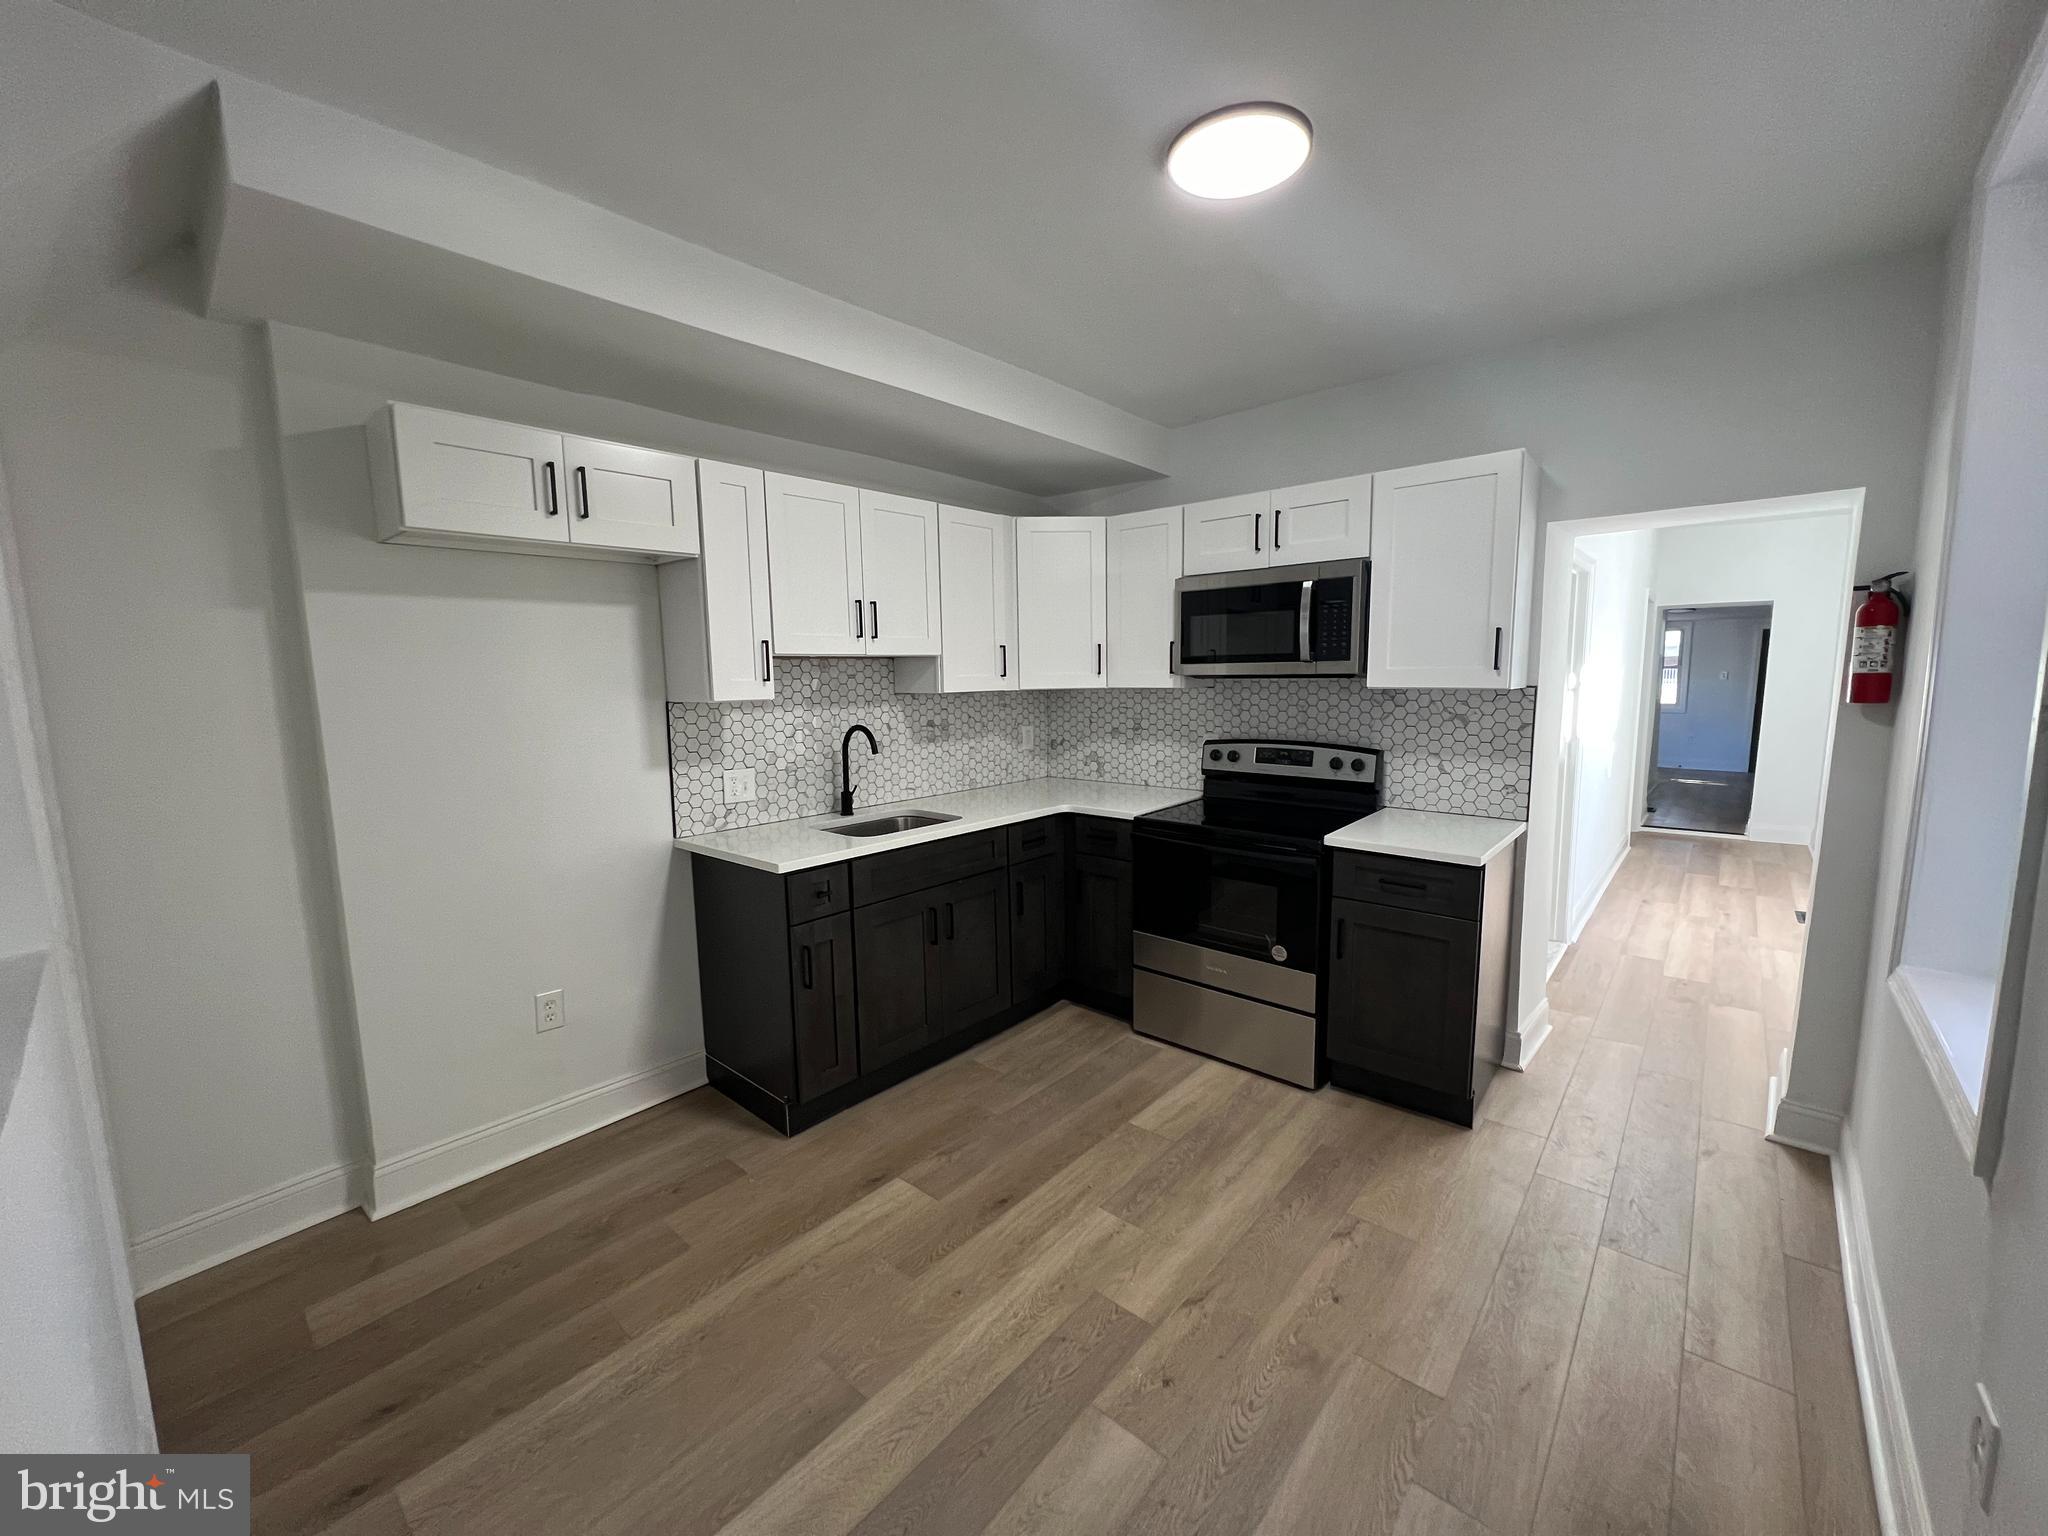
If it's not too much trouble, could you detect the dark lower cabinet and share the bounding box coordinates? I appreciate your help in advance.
[789,913,859,1099]
[1325,848,1512,1126]
[852,889,940,1072]
[1008,851,1067,1004]
[1327,897,1476,1098]
[1070,853,1134,1008]
[932,869,1011,1036]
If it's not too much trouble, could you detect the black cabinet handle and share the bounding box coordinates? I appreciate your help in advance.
[1379,876,1430,894]
[800,945,814,989]
[1096,643,1103,676]
[926,908,938,945]
[854,599,864,639]
[870,601,879,640]
[999,643,1006,678]
[1493,626,1503,671]
[543,461,559,516]
[762,641,772,683]
[944,902,955,940]
[1274,508,1283,547]
[574,464,590,519]
[1334,918,1344,959]
[1254,512,1262,552]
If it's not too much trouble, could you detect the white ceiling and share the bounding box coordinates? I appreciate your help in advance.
[55,0,2048,426]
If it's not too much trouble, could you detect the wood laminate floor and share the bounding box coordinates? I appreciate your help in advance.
[138,833,1877,1536]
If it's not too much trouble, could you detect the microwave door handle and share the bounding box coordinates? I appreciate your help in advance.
[1298,580,1314,663]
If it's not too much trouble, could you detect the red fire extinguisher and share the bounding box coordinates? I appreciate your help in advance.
[1845,572,1907,705]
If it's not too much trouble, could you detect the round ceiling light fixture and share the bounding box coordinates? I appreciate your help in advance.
[1166,102,1312,200]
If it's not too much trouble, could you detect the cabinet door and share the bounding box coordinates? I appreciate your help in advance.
[1182,492,1271,575]
[383,405,568,544]
[933,870,1011,1037]
[1069,853,1133,1004]
[766,473,865,655]
[790,913,859,1100]
[935,506,1017,690]
[853,890,937,1071]
[659,460,773,702]
[859,491,943,657]
[1367,449,1533,689]
[1009,851,1067,1003]
[562,436,700,557]
[1327,897,1477,1096]
[1106,507,1184,689]
[1271,473,1371,562]
[1015,517,1107,689]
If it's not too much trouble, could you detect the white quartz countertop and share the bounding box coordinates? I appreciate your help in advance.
[1325,808,1526,866]
[673,778,1195,873]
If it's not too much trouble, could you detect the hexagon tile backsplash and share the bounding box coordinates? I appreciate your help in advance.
[668,659,1535,837]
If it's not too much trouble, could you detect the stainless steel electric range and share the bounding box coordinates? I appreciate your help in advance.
[1130,739,1383,1088]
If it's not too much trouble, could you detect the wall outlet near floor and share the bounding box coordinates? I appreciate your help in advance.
[722,767,758,803]
[534,988,564,1034]
[1969,1382,2002,1512]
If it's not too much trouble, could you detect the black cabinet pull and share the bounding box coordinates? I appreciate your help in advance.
[1274,508,1283,547]
[1380,877,1429,894]
[854,599,864,638]
[870,600,879,640]
[944,902,955,940]
[542,461,559,516]
[999,643,1006,678]
[800,945,814,989]
[926,908,938,945]
[1096,643,1103,676]
[1254,512,1262,552]
[1493,626,1503,671]
[575,464,590,519]
[1334,918,1344,959]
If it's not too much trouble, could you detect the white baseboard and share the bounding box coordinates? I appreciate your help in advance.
[1745,821,1814,847]
[1567,842,1630,944]
[1834,1131,1933,1536]
[129,1159,364,1296]
[1767,1090,1844,1155]
[368,1052,706,1218]
[1503,998,1552,1072]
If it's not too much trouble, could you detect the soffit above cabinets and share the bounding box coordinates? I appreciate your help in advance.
[198,80,1170,499]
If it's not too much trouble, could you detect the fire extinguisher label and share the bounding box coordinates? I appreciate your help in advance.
[1851,625,1895,673]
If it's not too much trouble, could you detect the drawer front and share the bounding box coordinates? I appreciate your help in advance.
[1071,815,1132,861]
[785,862,851,924]
[1332,851,1481,919]
[1007,817,1067,863]
[852,829,1008,907]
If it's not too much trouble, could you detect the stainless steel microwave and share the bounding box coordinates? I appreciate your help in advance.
[1174,559,1368,677]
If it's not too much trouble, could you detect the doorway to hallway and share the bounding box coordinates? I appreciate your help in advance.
[1644,602,1772,835]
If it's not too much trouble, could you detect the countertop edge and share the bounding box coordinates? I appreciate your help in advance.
[1323,812,1528,867]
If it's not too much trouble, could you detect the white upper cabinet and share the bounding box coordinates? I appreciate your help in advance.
[563,435,701,557]
[371,404,569,548]
[659,460,773,702]
[1182,492,1273,574]
[1106,507,1184,689]
[1367,449,1537,690]
[857,491,942,657]
[1270,474,1372,563]
[897,506,1016,694]
[765,473,865,655]
[1016,517,1107,690]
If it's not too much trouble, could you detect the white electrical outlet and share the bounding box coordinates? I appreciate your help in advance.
[722,767,758,803]
[1969,1382,2002,1512]
[534,989,564,1033]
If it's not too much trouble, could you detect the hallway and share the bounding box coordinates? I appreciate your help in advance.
[1485,829,1873,1535]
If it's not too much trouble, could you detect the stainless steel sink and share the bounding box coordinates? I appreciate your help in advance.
[827,812,961,837]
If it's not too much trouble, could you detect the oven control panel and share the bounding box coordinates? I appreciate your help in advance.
[1201,739,1381,783]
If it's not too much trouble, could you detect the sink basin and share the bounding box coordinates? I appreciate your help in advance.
[828,812,962,837]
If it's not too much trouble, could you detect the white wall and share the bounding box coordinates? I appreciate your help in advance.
[1652,607,1767,773]
[1060,244,1944,1120]
[1654,516,1857,845]
[0,265,364,1275]
[1563,528,1654,934]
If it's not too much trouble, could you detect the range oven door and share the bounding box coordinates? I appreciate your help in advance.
[1175,559,1365,677]
[1131,828,1322,1013]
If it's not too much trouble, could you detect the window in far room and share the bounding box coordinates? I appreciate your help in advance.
[1658,622,1690,708]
